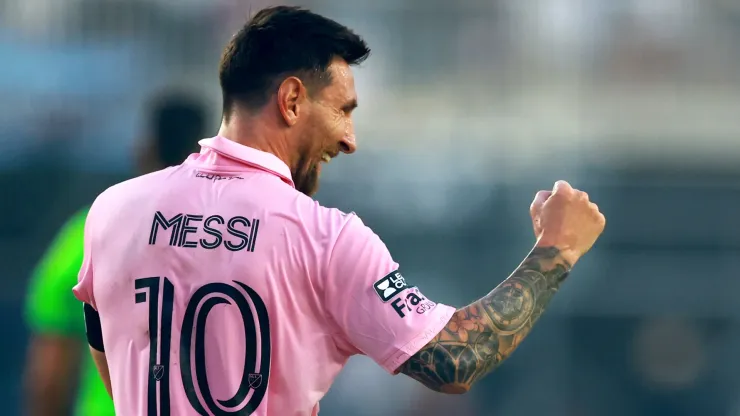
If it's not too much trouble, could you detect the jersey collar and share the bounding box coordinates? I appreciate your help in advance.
[197,136,294,188]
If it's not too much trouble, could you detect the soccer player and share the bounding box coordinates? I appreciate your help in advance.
[73,6,606,415]
[24,92,208,416]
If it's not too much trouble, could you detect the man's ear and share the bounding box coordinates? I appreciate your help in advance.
[276,76,308,126]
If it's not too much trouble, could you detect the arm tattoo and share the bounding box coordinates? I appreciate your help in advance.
[399,246,571,393]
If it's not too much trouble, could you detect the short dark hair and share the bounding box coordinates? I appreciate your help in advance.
[149,92,208,166]
[218,6,371,114]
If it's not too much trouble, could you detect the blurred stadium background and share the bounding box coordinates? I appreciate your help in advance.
[3,0,740,415]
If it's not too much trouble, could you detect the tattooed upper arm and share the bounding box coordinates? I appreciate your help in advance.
[398,246,570,394]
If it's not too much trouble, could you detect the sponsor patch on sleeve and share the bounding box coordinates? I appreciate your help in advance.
[373,271,437,318]
[389,288,437,318]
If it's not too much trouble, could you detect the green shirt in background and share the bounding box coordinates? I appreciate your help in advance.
[24,207,115,416]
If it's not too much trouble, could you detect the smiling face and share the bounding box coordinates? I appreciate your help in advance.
[290,58,359,196]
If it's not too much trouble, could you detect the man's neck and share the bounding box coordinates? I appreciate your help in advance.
[217,114,293,171]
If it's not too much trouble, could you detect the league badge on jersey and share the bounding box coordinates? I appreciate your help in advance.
[248,373,263,389]
[373,271,408,302]
[153,364,165,381]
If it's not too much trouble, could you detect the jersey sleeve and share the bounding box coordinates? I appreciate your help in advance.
[324,214,456,374]
[72,206,97,309]
[25,208,89,337]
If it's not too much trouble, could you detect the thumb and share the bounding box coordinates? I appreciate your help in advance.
[530,190,552,237]
[553,180,573,194]
[530,190,552,218]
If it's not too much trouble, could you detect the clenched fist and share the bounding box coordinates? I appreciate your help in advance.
[530,180,605,266]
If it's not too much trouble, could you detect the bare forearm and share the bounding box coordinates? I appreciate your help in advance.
[90,347,113,398]
[24,335,82,415]
[399,245,571,393]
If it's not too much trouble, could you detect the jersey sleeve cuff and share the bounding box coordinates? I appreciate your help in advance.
[379,304,456,374]
[83,303,105,352]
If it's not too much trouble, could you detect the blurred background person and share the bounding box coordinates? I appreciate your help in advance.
[22,91,210,416]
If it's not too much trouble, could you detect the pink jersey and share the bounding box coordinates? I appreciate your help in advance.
[73,136,455,415]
